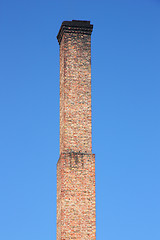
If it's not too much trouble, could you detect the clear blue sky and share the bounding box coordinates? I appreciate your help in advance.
[0,0,160,239]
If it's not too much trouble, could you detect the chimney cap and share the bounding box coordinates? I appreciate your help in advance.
[57,20,93,45]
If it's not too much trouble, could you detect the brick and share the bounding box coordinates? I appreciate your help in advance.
[56,20,96,240]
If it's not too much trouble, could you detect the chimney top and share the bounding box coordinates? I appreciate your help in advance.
[57,20,93,45]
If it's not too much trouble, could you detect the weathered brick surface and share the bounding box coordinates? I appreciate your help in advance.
[57,153,96,240]
[58,22,93,154]
[57,20,96,240]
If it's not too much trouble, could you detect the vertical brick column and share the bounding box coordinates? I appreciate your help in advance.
[57,20,96,240]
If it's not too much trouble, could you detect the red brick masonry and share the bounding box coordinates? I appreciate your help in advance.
[57,153,96,239]
[57,20,96,239]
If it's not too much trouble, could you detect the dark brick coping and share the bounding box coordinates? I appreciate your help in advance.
[57,20,93,45]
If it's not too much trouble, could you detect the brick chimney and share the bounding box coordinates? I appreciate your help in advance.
[56,20,96,239]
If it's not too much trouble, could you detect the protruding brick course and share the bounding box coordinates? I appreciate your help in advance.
[57,20,96,240]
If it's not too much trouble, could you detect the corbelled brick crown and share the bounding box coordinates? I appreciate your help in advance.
[57,20,93,44]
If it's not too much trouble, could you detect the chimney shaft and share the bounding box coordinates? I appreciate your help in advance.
[56,20,96,240]
[58,20,93,154]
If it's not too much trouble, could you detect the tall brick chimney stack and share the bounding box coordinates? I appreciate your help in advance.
[56,20,96,239]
